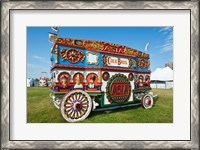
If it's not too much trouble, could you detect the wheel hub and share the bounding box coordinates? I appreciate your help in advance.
[73,102,83,111]
[146,99,151,105]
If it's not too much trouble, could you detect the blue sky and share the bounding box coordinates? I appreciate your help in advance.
[27,27,173,78]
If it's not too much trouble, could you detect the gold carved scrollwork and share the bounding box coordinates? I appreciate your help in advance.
[102,55,107,66]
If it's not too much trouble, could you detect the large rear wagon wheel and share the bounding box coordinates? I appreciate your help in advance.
[60,90,92,122]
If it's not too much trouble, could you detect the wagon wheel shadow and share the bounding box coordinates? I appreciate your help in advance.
[87,105,141,119]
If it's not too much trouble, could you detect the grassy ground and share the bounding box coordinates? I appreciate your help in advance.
[27,86,173,123]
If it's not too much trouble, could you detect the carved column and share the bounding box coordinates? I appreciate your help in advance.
[55,45,59,64]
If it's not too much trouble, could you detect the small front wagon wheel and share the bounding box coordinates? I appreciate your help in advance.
[141,94,154,109]
[60,90,92,122]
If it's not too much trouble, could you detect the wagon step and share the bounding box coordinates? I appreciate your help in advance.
[94,103,141,111]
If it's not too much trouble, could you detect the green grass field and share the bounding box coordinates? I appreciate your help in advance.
[27,86,173,123]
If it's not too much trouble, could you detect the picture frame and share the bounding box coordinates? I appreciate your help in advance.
[1,1,199,149]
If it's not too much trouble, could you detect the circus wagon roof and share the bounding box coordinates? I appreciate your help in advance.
[52,37,149,59]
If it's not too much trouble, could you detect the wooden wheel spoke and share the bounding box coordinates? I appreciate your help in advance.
[82,107,87,111]
[82,103,88,107]
[82,102,88,106]
[74,111,78,119]
[81,109,87,115]
[65,104,71,107]
[69,97,74,103]
[66,108,73,115]
[65,101,71,105]
[68,97,73,102]
[82,104,88,108]
[77,111,81,117]
[75,93,79,100]
[79,110,84,116]
[80,97,87,102]
[79,95,83,101]
[77,94,80,101]
[73,94,76,101]
[70,110,74,118]
[65,107,72,111]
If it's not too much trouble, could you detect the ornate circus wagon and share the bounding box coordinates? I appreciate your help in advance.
[50,37,155,122]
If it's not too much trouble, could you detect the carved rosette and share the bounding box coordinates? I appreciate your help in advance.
[60,49,85,63]
[137,59,149,68]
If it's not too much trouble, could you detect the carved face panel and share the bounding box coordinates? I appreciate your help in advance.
[76,77,80,85]
[138,75,144,82]
[128,73,134,81]
[61,77,67,84]
[89,79,94,84]
[73,73,84,85]
[102,72,110,81]
[58,73,70,85]
[86,73,98,85]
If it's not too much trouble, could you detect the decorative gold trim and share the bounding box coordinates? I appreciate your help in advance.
[102,54,107,66]
[128,58,132,68]
[133,60,137,68]
[55,37,150,59]
[86,52,99,65]
[147,60,150,70]
[60,48,68,61]
[55,45,59,64]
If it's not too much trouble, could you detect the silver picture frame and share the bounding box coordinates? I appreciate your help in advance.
[1,1,199,149]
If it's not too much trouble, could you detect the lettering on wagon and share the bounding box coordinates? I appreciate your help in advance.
[107,56,129,67]
[110,82,129,96]
[55,38,149,58]
[106,74,131,104]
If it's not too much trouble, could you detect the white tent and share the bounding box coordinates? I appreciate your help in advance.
[27,78,34,87]
[150,66,173,89]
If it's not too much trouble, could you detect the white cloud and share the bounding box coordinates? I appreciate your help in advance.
[160,45,173,53]
[33,55,45,60]
[159,27,172,32]
[159,27,173,53]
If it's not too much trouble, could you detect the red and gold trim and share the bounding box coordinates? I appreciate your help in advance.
[51,64,151,74]
[53,38,149,59]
